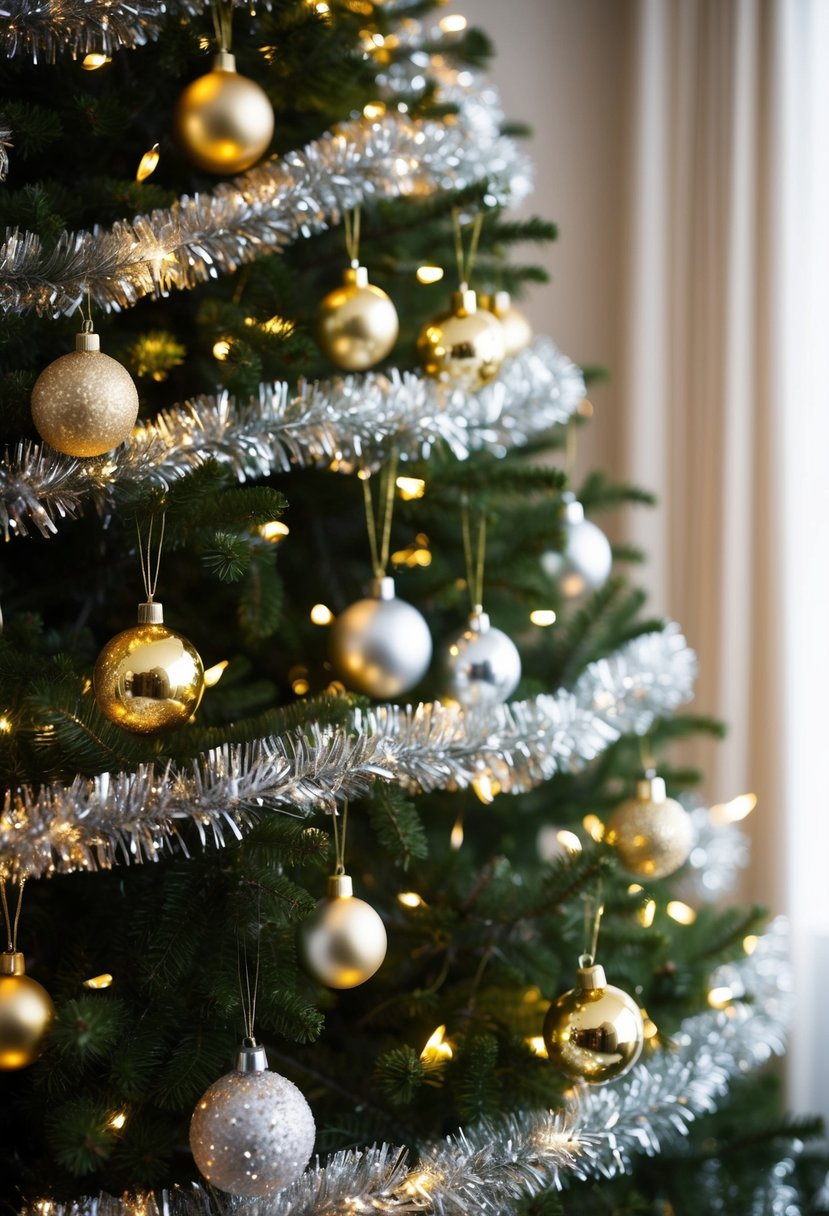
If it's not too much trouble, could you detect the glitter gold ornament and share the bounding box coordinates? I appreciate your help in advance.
[442,606,521,707]
[607,776,694,880]
[174,52,274,175]
[317,263,399,371]
[190,1041,315,1196]
[298,872,387,989]
[541,493,612,599]
[417,286,505,391]
[31,325,139,458]
[543,960,644,1085]
[329,576,432,699]
[480,290,533,358]
[93,600,205,735]
[0,951,54,1071]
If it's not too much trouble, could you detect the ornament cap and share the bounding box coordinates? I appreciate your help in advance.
[483,289,512,315]
[0,951,25,976]
[344,264,370,289]
[137,601,164,625]
[576,962,607,992]
[451,287,478,316]
[637,775,667,803]
[235,1041,269,1073]
[327,873,354,899]
[74,330,101,353]
[468,606,491,633]
[561,497,585,524]
[212,50,237,72]
[371,575,396,602]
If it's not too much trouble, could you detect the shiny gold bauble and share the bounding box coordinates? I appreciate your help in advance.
[174,51,274,175]
[607,776,694,880]
[0,951,55,1071]
[298,874,387,988]
[31,330,139,458]
[481,290,533,357]
[543,962,644,1085]
[417,287,505,391]
[317,264,399,370]
[93,601,204,735]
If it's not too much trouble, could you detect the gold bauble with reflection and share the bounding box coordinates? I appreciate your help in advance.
[297,874,387,989]
[174,52,274,175]
[543,962,644,1085]
[481,290,533,357]
[317,265,399,370]
[0,951,55,1071]
[606,776,694,880]
[93,601,204,735]
[417,287,505,391]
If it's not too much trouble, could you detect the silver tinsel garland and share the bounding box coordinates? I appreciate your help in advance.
[0,625,694,880]
[26,918,802,1216]
[0,337,584,540]
[0,120,10,180]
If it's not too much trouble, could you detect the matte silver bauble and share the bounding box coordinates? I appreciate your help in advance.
[543,962,644,1085]
[607,776,694,879]
[541,495,612,599]
[329,576,432,699]
[298,873,387,988]
[442,607,521,707]
[190,1043,315,1197]
[316,264,399,370]
[417,287,505,391]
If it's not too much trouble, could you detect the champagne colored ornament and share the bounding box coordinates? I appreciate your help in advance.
[174,44,274,175]
[93,517,205,734]
[607,775,694,879]
[330,575,432,699]
[481,290,533,357]
[0,882,54,1072]
[541,492,612,599]
[417,285,505,391]
[542,959,644,1085]
[31,322,139,457]
[190,1041,315,1196]
[442,606,521,707]
[316,208,399,370]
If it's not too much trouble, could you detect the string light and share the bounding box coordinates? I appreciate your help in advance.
[363,101,386,119]
[420,1025,453,1064]
[525,1035,548,1058]
[244,314,295,337]
[472,772,500,804]
[743,934,758,955]
[582,813,605,841]
[529,609,556,627]
[83,973,113,989]
[135,143,159,183]
[203,660,229,688]
[638,898,656,927]
[709,792,757,825]
[259,521,289,542]
[396,476,426,500]
[391,533,432,567]
[0,715,12,734]
[416,265,444,284]
[81,53,110,69]
[666,900,696,925]
[439,14,468,32]
[450,812,464,850]
[556,829,582,854]
[708,985,734,1009]
[212,338,232,361]
[397,891,425,909]
[310,603,334,626]
[108,1111,127,1130]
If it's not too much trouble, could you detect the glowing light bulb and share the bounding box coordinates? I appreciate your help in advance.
[135,143,160,182]
[666,900,696,925]
[212,339,232,361]
[396,476,426,500]
[108,1111,127,1130]
[420,1025,453,1063]
[259,520,289,542]
[450,813,464,850]
[203,660,229,688]
[638,899,656,927]
[439,14,468,32]
[529,609,557,627]
[556,830,582,854]
[83,973,113,989]
[416,265,444,284]
[710,792,757,825]
[310,603,334,626]
[82,53,111,70]
[397,891,425,909]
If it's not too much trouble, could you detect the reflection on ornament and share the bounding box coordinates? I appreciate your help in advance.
[298,873,387,988]
[31,327,139,458]
[417,287,505,391]
[190,1042,315,1196]
[543,961,643,1085]
[480,290,533,357]
[316,264,399,370]
[93,601,204,734]
[607,776,694,880]
[0,951,54,1071]
[442,607,521,707]
[174,52,274,175]
[541,494,612,599]
[329,576,432,699]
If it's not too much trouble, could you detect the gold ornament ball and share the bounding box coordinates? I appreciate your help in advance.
[317,265,399,370]
[607,776,694,880]
[417,287,505,391]
[298,874,387,989]
[31,331,139,458]
[543,963,644,1085]
[0,952,55,1071]
[175,52,274,175]
[93,603,204,735]
[481,290,533,357]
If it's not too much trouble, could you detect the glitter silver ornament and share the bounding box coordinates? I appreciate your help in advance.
[31,328,139,458]
[329,576,432,699]
[607,775,695,879]
[541,494,612,599]
[442,606,521,707]
[298,873,387,988]
[543,961,644,1085]
[189,1042,315,1197]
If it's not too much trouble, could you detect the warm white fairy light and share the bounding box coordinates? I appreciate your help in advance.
[708,985,734,1009]
[212,339,232,361]
[363,101,386,119]
[666,900,696,925]
[450,813,464,850]
[420,1025,453,1064]
[397,891,426,909]
[709,791,757,825]
[582,813,604,840]
[638,899,656,927]
[259,521,289,542]
[529,609,557,626]
[396,476,426,500]
[310,603,334,626]
[439,14,467,32]
[108,1111,127,1130]
[743,934,758,955]
[203,661,229,688]
[472,772,500,804]
[416,265,444,284]
[556,829,582,854]
[81,52,110,69]
[83,973,113,989]
[135,144,159,183]
[525,1035,548,1058]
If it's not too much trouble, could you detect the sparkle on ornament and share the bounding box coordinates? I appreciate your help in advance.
[203,660,229,688]
[136,144,160,182]
[666,900,696,925]
[81,53,110,69]
[259,520,289,542]
[83,973,113,989]
[556,829,582,854]
[310,603,335,626]
[416,265,445,284]
[529,609,557,627]
[397,891,425,909]
[396,476,426,500]
[638,899,656,927]
[710,791,757,825]
[420,1024,453,1063]
[439,14,468,32]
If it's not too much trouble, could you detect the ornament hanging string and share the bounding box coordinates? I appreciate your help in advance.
[361,452,399,580]
[236,906,261,1044]
[210,0,234,52]
[639,736,656,776]
[136,513,166,603]
[343,206,361,267]
[0,877,25,953]
[580,884,604,968]
[452,209,484,289]
[461,494,487,611]
[330,800,349,876]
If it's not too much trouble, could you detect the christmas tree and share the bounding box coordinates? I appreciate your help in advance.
[0,3,826,1213]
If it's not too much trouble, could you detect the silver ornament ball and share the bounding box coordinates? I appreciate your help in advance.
[329,576,432,699]
[190,1044,315,1197]
[541,496,612,599]
[442,608,521,707]
[298,874,388,989]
